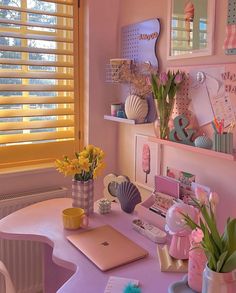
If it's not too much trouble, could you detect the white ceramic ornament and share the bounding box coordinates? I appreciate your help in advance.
[124,95,148,123]
[194,135,213,149]
[103,173,130,202]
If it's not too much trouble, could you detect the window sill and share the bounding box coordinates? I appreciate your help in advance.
[0,162,56,177]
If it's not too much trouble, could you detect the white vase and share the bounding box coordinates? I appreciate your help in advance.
[72,179,94,215]
[124,94,148,123]
[202,265,236,293]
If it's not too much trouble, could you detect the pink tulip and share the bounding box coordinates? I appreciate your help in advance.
[195,187,208,204]
[191,228,204,243]
[159,72,168,85]
[209,192,219,206]
[174,73,183,84]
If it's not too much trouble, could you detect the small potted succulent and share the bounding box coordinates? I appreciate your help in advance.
[183,194,236,293]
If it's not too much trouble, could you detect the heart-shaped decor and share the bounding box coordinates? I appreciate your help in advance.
[108,181,120,198]
[103,173,130,202]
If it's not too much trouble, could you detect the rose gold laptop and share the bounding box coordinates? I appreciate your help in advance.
[67,225,148,271]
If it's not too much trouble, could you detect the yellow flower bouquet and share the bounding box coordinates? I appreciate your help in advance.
[55,144,105,182]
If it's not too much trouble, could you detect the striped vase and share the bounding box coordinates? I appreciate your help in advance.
[72,179,94,215]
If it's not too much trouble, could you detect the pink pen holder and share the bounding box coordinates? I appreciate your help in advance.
[169,233,191,260]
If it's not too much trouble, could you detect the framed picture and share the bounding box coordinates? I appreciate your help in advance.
[135,134,161,190]
[167,0,215,59]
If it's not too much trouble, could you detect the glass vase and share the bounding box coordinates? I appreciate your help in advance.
[156,97,175,140]
[72,179,94,215]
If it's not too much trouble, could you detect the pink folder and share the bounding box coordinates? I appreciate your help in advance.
[155,175,180,198]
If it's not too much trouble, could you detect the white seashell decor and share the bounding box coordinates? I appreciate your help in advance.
[124,95,148,123]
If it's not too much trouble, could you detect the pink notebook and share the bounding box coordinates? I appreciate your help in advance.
[155,175,180,198]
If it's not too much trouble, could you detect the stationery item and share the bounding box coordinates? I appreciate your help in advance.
[104,276,140,293]
[149,191,176,216]
[132,218,167,243]
[155,175,180,198]
[157,245,188,273]
[67,225,148,271]
[189,67,236,127]
[62,208,88,230]
[136,193,166,230]
[166,168,196,203]
[227,121,235,133]
[213,132,233,154]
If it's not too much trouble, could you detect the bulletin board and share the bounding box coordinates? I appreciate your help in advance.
[170,63,236,151]
[121,18,161,67]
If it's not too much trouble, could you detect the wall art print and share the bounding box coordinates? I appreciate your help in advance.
[135,134,160,190]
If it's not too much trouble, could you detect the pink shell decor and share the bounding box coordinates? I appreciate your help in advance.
[117,182,141,213]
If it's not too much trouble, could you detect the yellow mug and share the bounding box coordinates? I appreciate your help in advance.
[62,207,88,230]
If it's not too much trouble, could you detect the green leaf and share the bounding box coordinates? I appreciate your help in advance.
[203,224,217,270]
[221,218,236,257]
[201,205,222,252]
[216,251,228,272]
[180,212,200,230]
[221,250,236,272]
[151,74,158,98]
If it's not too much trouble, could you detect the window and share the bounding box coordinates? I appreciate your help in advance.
[0,0,80,168]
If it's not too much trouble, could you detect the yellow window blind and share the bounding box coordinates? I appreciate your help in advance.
[0,0,79,168]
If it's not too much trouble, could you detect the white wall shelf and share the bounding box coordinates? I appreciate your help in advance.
[148,137,236,161]
[104,115,136,124]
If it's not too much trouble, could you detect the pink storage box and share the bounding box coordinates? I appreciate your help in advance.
[135,194,166,230]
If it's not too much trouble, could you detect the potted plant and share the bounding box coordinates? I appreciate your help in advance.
[182,194,236,293]
[151,70,185,139]
[55,144,105,215]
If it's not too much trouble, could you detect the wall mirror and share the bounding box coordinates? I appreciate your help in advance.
[167,0,215,59]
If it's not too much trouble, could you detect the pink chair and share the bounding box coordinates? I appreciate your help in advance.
[0,261,16,293]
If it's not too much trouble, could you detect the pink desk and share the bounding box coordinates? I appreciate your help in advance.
[0,198,183,293]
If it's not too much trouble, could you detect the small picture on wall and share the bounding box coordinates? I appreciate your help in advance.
[135,134,160,190]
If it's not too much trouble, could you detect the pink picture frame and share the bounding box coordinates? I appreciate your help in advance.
[135,134,161,190]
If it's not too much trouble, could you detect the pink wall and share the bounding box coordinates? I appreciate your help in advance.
[83,0,121,198]
[117,0,236,230]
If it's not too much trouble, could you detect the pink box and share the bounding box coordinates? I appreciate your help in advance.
[155,175,180,198]
[136,194,166,230]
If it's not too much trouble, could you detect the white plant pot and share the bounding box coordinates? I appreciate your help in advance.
[202,265,236,293]
[124,95,148,123]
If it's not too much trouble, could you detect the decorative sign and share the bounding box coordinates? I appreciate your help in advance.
[121,18,161,67]
[169,114,195,146]
[221,72,236,95]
